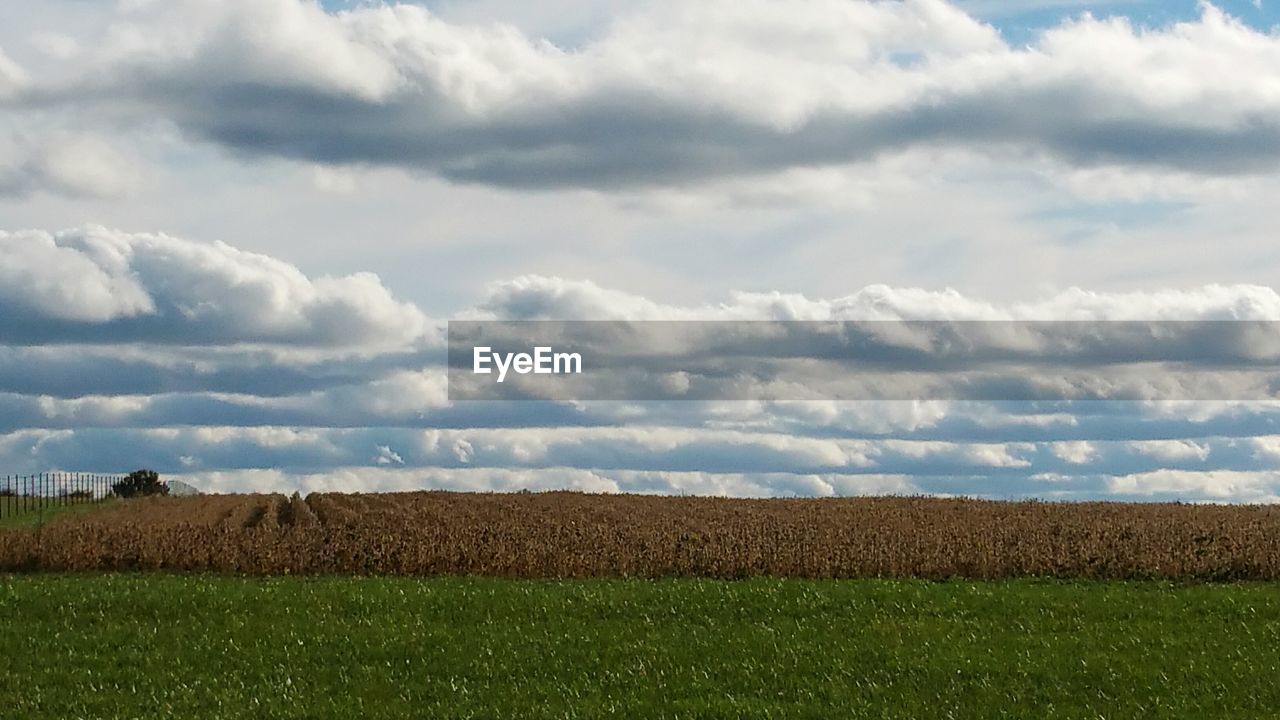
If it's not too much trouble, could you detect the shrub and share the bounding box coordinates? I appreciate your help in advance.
[112,469,169,499]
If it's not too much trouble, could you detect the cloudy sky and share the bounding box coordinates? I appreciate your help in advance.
[4,0,1280,501]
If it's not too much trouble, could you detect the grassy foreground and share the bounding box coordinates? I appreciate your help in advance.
[3,576,1280,719]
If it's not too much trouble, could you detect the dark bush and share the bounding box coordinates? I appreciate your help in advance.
[112,469,168,499]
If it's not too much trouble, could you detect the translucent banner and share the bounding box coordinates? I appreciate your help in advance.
[447,320,1280,401]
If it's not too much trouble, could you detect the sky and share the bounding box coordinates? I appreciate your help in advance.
[3,0,1280,501]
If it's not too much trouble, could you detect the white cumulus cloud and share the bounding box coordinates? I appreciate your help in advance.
[7,1,1280,190]
[0,226,428,346]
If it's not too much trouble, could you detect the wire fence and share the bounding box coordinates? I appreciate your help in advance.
[0,473,125,521]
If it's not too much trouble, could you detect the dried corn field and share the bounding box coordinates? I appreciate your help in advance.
[4,491,1280,580]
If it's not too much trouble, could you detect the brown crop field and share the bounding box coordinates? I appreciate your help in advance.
[3,491,1280,580]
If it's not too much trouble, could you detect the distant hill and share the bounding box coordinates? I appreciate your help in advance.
[165,480,202,497]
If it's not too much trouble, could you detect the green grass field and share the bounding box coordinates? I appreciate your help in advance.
[3,576,1279,718]
[0,499,113,530]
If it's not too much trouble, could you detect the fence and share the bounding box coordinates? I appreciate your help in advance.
[0,473,125,521]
